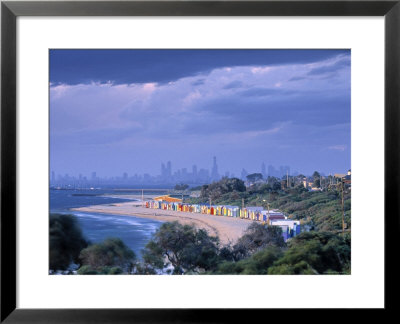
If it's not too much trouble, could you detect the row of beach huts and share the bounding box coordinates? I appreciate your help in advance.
[145,199,301,241]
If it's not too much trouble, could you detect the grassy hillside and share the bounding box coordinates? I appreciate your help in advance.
[186,179,351,233]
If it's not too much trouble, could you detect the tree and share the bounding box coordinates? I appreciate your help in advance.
[312,171,321,188]
[174,183,189,191]
[77,265,124,275]
[49,213,88,270]
[267,231,351,274]
[142,221,221,274]
[213,246,283,274]
[246,173,263,183]
[265,177,282,192]
[200,177,246,200]
[79,238,136,273]
[232,222,286,260]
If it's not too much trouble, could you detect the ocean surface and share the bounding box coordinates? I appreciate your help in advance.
[50,189,164,259]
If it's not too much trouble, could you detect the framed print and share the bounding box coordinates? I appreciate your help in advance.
[1,0,399,322]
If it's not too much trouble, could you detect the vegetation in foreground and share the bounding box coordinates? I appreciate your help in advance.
[49,213,88,271]
[50,214,350,275]
[50,172,350,274]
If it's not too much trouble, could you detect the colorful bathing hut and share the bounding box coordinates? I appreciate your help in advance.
[145,199,301,241]
[270,219,301,240]
[261,210,286,223]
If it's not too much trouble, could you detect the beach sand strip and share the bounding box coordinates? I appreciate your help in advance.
[71,201,253,245]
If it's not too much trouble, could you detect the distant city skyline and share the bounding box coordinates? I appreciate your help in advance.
[50,162,345,182]
[50,49,351,178]
[50,156,349,187]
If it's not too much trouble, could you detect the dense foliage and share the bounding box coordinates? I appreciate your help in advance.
[50,216,350,275]
[267,232,351,274]
[141,222,295,275]
[174,183,189,191]
[246,173,263,183]
[211,231,350,275]
[78,238,136,274]
[142,221,222,274]
[229,222,285,260]
[187,177,351,233]
[263,188,351,232]
[49,213,88,271]
[213,246,283,275]
[199,177,246,201]
[138,221,351,275]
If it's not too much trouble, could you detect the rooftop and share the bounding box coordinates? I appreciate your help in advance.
[153,195,182,202]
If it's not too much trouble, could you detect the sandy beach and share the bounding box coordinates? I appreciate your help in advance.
[71,195,253,245]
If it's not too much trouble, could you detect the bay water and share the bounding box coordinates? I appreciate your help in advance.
[50,188,163,259]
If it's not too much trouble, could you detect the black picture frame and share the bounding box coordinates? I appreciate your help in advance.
[1,0,399,322]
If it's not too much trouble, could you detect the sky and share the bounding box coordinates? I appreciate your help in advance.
[50,49,351,178]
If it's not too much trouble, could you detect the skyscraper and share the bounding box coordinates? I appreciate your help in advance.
[211,156,220,181]
[241,168,248,180]
[268,165,277,177]
[167,161,172,178]
[198,168,209,182]
[192,165,198,179]
[181,168,188,180]
[261,162,267,178]
[161,163,166,178]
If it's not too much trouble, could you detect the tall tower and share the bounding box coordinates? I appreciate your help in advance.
[211,156,219,181]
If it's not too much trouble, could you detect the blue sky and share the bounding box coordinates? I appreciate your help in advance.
[50,49,351,178]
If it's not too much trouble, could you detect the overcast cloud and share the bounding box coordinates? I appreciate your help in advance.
[50,50,350,177]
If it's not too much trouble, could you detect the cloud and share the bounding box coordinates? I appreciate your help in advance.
[191,79,205,86]
[328,145,347,151]
[51,54,351,141]
[50,49,350,85]
[222,80,243,89]
[308,56,350,76]
[50,51,351,175]
[182,90,202,106]
[240,87,284,97]
[251,66,272,74]
[289,76,306,82]
[240,124,286,138]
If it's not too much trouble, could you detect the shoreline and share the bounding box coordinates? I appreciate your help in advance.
[71,199,253,245]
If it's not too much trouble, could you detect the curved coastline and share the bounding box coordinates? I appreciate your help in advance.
[71,200,253,245]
